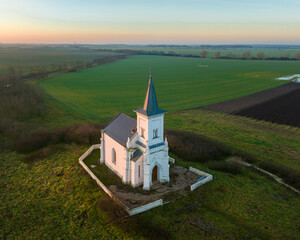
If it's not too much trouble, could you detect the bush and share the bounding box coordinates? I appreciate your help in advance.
[15,130,51,153]
[259,161,300,190]
[14,123,104,153]
[165,129,232,162]
[22,145,66,163]
[207,161,243,175]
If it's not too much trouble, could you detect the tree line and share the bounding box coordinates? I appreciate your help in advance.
[97,49,300,61]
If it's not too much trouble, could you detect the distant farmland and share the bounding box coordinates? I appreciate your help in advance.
[202,82,300,127]
[39,55,300,121]
[90,45,300,59]
[0,46,115,75]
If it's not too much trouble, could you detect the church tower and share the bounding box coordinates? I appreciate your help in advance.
[134,69,167,147]
[134,69,169,190]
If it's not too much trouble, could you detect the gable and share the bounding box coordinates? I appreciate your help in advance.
[103,113,137,147]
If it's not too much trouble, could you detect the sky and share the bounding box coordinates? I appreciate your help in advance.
[0,0,300,44]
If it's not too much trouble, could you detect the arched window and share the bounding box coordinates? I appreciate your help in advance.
[112,148,116,164]
[153,128,158,138]
[138,165,141,178]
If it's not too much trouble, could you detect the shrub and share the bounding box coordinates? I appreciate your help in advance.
[259,161,300,190]
[207,161,243,175]
[22,145,66,163]
[165,129,232,162]
[14,123,104,153]
[15,130,51,153]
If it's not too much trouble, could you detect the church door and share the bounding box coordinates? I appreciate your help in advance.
[152,166,158,182]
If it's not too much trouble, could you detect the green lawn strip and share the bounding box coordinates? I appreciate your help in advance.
[166,109,300,172]
[39,55,298,121]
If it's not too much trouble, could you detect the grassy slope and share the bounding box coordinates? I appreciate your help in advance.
[1,54,300,239]
[166,109,300,172]
[38,55,300,121]
[1,147,299,239]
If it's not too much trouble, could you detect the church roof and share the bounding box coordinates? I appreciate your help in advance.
[103,113,137,147]
[130,149,143,162]
[134,70,167,117]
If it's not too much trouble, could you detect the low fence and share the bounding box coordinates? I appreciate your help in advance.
[79,144,100,161]
[129,199,163,216]
[189,167,213,191]
[169,157,175,164]
[79,145,164,216]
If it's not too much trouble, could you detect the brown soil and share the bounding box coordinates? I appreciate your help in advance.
[201,82,300,114]
[201,82,300,127]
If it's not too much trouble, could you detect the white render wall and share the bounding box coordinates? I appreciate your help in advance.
[136,113,164,147]
[103,133,127,180]
[149,149,169,183]
[131,157,144,187]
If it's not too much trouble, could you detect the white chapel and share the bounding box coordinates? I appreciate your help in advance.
[99,70,171,190]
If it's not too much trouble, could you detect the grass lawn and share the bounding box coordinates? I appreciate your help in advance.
[39,55,300,121]
[1,145,299,239]
[83,149,122,187]
[166,109,300,172]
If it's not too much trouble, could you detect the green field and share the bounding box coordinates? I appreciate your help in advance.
[0,46,115,75]
[1,50,300,239]
[39,55,300,121]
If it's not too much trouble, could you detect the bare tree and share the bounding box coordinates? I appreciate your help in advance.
[200,50,208,58]
[257,52,265,59]
[243,51,251,59]
[295,53,300,59]
[214,51,221,58]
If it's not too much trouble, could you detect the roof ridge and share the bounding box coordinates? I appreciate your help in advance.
[120,112,137,122]
[103,112,123,130]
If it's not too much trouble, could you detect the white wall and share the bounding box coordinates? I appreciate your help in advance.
[148,149,170,185]
[136,113,164,147]
[104,133,127,179]
[131,156,144,187]
[148,115,164,147]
